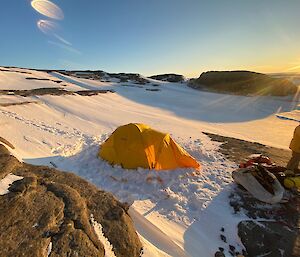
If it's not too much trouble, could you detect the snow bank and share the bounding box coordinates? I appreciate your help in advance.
[0,67,84,91]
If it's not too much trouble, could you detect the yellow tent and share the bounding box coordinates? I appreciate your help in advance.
[99,123,200,170]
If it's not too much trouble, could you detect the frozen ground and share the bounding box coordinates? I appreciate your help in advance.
[0,67,298,256]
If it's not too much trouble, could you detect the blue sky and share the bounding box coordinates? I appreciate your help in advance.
[1,0,300,77]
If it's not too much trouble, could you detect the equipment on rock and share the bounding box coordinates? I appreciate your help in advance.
[232,165,284,204]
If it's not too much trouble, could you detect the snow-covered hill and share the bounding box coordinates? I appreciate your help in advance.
[0,67,298,256]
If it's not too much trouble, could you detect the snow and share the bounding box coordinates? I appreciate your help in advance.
[0,68,83,91]
[0,67,298,256]
[47,241,52,257]
[0,173,23,195]
[90,214,117,257]
[276,104,300,122]
[138,233,173,257]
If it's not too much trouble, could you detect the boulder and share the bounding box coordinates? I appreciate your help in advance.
[0,144,142,257]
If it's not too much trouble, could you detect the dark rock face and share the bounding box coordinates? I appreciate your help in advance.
[148,74,185,83]
[107,73,150,84]
[229,185,300,257]
[0,88,115,97]
[204,132,291,167]
[59,70,106,80]
[207,133,300,256]
[189,71,297,96]
[0,144,142,257]
[20,69,151,85]
[238,221,298,257]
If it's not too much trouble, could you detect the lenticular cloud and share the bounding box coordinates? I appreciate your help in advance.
[31,0,64,20]
[37,19,74,49]
[37,19,57,34]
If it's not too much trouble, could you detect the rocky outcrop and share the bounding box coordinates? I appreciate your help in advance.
[107,73,150,84]
[60,70,151,85]
[230,188,300,257]
[0,88,115,97]
[148,74,185,83]
[204,132,290,167]
[238,221,298,257]
[0,144,142,257]
[189,71,297,96]
[207,133,300,257]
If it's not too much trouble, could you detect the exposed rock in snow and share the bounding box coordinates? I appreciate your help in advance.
[90,214,117,257]
[148,74,185,83]
[0,173,23,195]
[0,144,142,257]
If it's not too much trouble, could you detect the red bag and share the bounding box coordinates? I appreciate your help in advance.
[239,155,273,168]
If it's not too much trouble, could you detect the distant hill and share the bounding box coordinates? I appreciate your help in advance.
[148,74,185,83]
[189,71,297,96]
[59,70,150,84]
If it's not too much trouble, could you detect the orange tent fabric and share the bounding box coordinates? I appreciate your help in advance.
[99,123,200,170]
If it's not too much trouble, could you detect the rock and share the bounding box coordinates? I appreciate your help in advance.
[220,234,227,243]
[208,132,300,257]
[204,132,291,169]
[229,250,235,256]
[0,144,142,257]
[215,251,225,257]
[238,220,298,257]
[60,70,106,80]
[0,145,22,179]
[229,245,235,252]
[148,74,185,83]
[9,176,37,193]
[230,185,300,257]
[107,73,150,84]
[0,137,14,149]
[189,71,297,96]
[0,88,115,97]
[146,88,160,92]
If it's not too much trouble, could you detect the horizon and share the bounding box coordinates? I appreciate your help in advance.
[2,65,300,79]
[1,0,300,77]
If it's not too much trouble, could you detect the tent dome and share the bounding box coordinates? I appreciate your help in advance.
[99,123,200,170]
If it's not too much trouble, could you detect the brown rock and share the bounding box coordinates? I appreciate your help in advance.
[0,144,142,257]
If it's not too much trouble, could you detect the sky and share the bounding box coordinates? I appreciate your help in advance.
[0,0,300,77]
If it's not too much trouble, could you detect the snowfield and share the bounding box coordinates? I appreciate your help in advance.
[0,67,298,256]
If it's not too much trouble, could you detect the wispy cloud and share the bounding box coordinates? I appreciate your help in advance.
[32,1,81,55]
[37,19,73,46]
[54,34,72,46]
[48,41,81,55]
